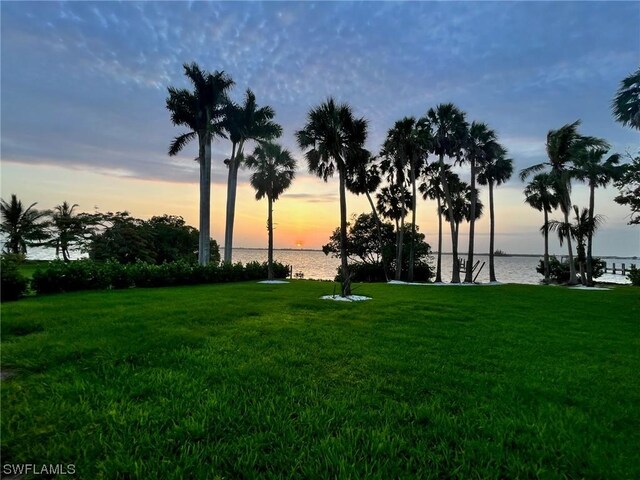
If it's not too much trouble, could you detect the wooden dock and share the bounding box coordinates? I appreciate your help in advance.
[603,262,636,276]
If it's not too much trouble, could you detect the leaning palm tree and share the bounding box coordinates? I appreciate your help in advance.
[296,98,368,296]
[478,147,513,282]
[419,163,456,283]
[223,90,282,263]
[463,121,499,283]
[573,148,621,285]
[612,67,640,130]
[0,194,49,255]
[523,173,560,284]
[245,143,296,280]
[166,63,234,265]
[520,121,607,284]
[426,103,469,283]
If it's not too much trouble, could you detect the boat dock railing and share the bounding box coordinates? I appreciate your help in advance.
[603,262,636,276]
[458,258,486,282]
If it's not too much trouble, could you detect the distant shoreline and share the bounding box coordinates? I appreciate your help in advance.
[228,247,637,260]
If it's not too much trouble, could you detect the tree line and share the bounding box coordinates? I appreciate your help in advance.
[3,65,637,292]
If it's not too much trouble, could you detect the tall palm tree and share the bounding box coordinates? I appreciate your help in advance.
[419,163,456,283]
[439,179,484,267]
[166,63,234,265]
[573,148,621,286]
[245,143,296,280]
[612,67,640,130]
[345,152,391,281]
[520,121,607,284]
[223,90,282,263]
[426,103,469,283]
[380,120,412,280]
[463,121,499,283]
[1,194,49,256]
[523,173,560,284]
[296,98,368,296]
[376,184,412,278]
[478,148,513,282]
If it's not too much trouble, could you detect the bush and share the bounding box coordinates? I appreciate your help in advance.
[30,259,291,295]
[335,261,433,283]
[628,265,640,286]
[1,256,29,301]
[536,256,605,284]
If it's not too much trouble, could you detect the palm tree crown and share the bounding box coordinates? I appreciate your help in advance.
[0,194,49,255]
[166,63,233,157]
[245,143,296,201]
[612,67,640,130]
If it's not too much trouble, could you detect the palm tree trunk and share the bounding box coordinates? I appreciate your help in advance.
[438,154,460,283]
[198,137,211,266]
[224,142,238,263]
[396,200,405,280]
[543,209,550,284]
[586,183,595,286]
[465,159,476,283]
[267,195,274,280]
[365,192,390,282]
[436,195,443,283]
[563,195,578,285]
[338,171,351,296]
[223,140,242,264]
[408,160,417,282]
[488,181,496,282]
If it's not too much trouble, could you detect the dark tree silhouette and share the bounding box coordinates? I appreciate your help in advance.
[166,63,233,265]
[245,143,296,280]
[426,103,469,283]
[523,173,560,284]
[0,194,49,256]
[296,98,368,296]
[612,67,640,130]
[223,90,282,263]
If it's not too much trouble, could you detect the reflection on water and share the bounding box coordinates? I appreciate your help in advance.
[21,246,635,284]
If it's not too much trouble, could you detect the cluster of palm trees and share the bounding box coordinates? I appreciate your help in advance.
[0,195,85,261]
[521,121,621,286]
[166,62,637,293]
[166,63,296,279]
[295,100,514,294]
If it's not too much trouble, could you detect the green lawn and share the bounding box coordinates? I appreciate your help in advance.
[17,260,51,279]
[1,282,639,479]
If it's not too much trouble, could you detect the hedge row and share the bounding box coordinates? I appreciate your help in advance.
[31,259,290,295]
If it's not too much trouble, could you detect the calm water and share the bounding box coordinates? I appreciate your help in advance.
[227,250,634,285]
[23,246,635,284]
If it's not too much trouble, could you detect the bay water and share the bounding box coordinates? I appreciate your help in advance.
[22,246,635,284]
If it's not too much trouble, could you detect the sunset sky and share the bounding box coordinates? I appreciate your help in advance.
[1,1,638,256]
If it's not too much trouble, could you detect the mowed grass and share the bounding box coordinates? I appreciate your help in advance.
[1,282,639,479]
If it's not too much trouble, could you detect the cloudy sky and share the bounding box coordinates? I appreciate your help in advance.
[1,1,638,255]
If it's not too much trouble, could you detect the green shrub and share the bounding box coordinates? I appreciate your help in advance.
[31,259,291,295]
[628,265,640,286]
[335,261,433,283]
[1,256,29,301]
[536,256,605,284]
